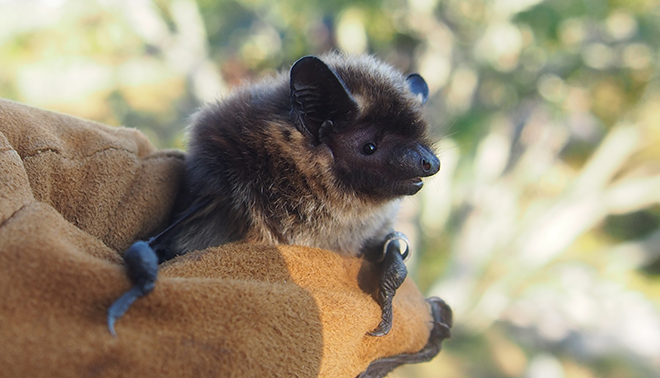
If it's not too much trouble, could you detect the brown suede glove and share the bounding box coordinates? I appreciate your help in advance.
[0,98,450,378]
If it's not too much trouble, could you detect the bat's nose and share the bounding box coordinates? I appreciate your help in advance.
[420,150,440,176]
[391,144,440,178]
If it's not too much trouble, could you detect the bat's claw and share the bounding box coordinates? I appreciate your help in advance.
[108,286,144,336]
[367,325,390,337]
[368,233,409,337]
[107,241,158,336]
[377,231,410,262]
[359,297,453,377]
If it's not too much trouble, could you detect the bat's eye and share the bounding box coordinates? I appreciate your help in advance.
[362,143,377,155]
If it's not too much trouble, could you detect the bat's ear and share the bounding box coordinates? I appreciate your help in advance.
[406,73,429,105]
[290,56,359,142]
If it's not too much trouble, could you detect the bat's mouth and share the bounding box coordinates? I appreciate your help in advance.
[395,177,424,196]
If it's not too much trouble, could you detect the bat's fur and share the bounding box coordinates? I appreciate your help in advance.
[107,53,442,340]
[159,53,439,262]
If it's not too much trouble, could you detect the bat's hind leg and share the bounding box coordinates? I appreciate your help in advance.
[107,241,158,336]
[368,232,410,337]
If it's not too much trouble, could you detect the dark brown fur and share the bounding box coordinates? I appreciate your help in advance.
[160,53,439,261]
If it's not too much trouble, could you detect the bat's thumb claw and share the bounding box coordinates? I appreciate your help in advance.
[107,316,118,337]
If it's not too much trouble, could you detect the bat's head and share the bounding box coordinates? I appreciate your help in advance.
[290,54,440,200]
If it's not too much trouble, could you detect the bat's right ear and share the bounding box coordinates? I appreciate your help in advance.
[290,56,359,142]
[406,74,429,105]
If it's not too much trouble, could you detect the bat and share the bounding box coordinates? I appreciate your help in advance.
[108,53,440,338]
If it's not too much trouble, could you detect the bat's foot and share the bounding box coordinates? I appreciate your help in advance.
[107,240,158,337]
[359,297,453,378]
[368,232,410,337]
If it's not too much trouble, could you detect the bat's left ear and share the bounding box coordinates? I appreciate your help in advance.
[290,56,359,142]
[406,74,429,105]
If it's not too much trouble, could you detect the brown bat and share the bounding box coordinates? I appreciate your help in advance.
[108,53,440,339]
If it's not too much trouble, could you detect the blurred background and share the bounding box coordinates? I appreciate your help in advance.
[1,0,659,377]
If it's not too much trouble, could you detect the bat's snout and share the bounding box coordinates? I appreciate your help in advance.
[387,145,440,196]
[390,145,440,179]
[420,150,440,177]
[420,153,440,177]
